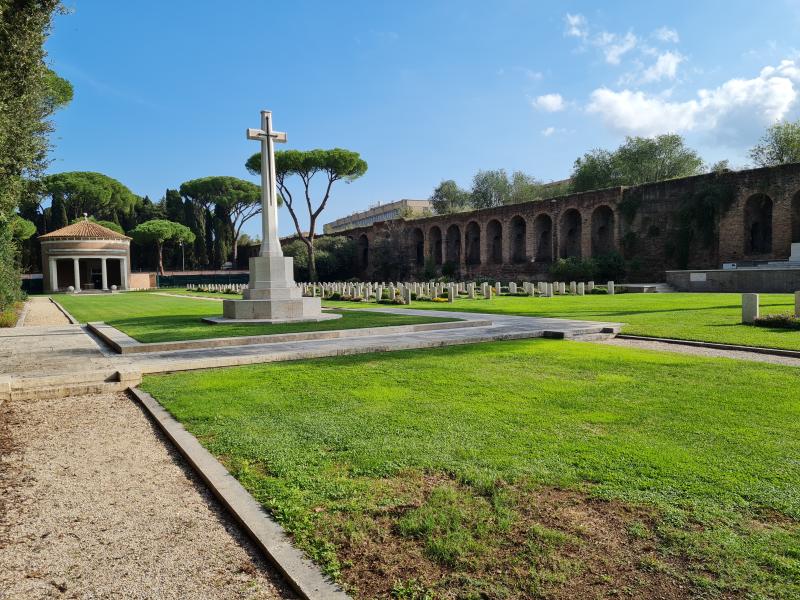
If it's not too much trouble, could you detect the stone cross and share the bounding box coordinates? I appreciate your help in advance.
[247,110,287,257]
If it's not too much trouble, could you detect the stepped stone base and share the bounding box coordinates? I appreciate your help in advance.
[209,298,340,324]
[211,255,334,324]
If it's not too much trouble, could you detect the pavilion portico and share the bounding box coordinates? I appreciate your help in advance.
[39,220,131,292]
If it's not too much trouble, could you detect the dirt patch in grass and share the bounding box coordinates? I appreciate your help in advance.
[322,473,700,599]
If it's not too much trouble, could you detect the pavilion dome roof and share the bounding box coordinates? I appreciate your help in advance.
[39,220,130,241]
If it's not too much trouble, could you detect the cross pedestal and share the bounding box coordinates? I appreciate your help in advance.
[206,110,339,324]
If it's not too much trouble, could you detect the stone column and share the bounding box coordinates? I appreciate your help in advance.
[72,258,81,291]
[49,258,59,292]
[101,258,108,290]
[121,258,129,290]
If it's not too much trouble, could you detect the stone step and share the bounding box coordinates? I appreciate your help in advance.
[10,381,131,401]
[568,332,618,342]
[2,368,141,402]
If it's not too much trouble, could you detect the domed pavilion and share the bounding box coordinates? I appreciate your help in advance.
[39,220,131,292]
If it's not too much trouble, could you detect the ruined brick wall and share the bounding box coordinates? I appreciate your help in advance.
[334,163,800,282]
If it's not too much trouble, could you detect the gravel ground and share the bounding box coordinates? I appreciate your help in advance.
[0,392,295,599]
[598,337,800,367]
[20,297,71,327]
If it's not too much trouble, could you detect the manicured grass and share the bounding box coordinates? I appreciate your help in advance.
[142,340,800,598]
[325,292,800,350]
[54,292,456,343]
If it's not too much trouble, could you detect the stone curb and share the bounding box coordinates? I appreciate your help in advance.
[14,300,31,327]
[88,318,488,355]
[128,387,351,600]
[616,334,800,359]
[49,297,79,324]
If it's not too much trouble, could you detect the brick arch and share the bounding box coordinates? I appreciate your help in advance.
[744,193,773,255]
[486,219,503,264]
[357,234,369,269]
[509,215,527,263]
[465,221,481,265]
[591,205,615,256]
[792,190,800,243]
[559,208,582,258]
[409,227,425,266]
[445,224,461,265]
[532,213,553,262]
[428,225,443,265]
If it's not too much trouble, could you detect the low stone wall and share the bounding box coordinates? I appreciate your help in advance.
[666,268,800,293]
[129,272,155,290]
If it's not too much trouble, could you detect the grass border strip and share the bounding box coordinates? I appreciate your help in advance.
[128,386,351,600]
[616,334,800,359]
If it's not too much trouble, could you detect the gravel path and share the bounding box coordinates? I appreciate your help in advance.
[20,297,70,327]
[598,337,800,367]
[0,392,295,599]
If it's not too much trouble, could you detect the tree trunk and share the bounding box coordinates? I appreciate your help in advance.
[232,234,239,264]
[305,238,317,282]
[157,241,164,275]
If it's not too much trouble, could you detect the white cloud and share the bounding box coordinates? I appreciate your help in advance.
[654,27,679,43]
[541,126,557,137]
[586,59,800,141]
[600,31,637,65]
[641,51,685,82]
[564,13,587,38]
[533,93,565,112]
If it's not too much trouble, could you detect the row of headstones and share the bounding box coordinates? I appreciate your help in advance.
[299,280,617,302]
[741,291,800,323]
[186,283,247,293]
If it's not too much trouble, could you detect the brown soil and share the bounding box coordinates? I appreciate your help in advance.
[324,473,708,599]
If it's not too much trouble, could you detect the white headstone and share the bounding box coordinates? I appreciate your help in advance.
[509,282,517,294]
[608,281,615,295]
[742,293,759,324]
[577,282,584,296]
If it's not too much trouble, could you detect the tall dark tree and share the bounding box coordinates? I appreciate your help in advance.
[246,148,367,281]
[164,188,184,222]
[179,176,261,263]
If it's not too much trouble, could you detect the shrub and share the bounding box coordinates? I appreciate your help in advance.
[754,313,800,330]
[549,252,626,282]
[441,261,457,278]
[0,303,20,328]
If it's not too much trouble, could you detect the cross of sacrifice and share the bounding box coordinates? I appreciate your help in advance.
[247,110,287,257]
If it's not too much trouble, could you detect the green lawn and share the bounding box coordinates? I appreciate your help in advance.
[325,292,800,350]
[142,340,800,599]
[54,292,456,343]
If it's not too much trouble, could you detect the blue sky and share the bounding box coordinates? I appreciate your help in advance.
[47,1,800,237]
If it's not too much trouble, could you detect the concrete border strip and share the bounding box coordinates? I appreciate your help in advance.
[14,300,31,327]
[616,334,800,359]
[49,296,79,324]
[87,318,489,354]
[128,386,351,600]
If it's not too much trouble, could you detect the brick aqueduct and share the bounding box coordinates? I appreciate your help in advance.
[338,163,800,282]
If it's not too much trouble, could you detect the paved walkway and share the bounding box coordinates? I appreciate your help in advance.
[19,296,70,327]
[0,391,293,599]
